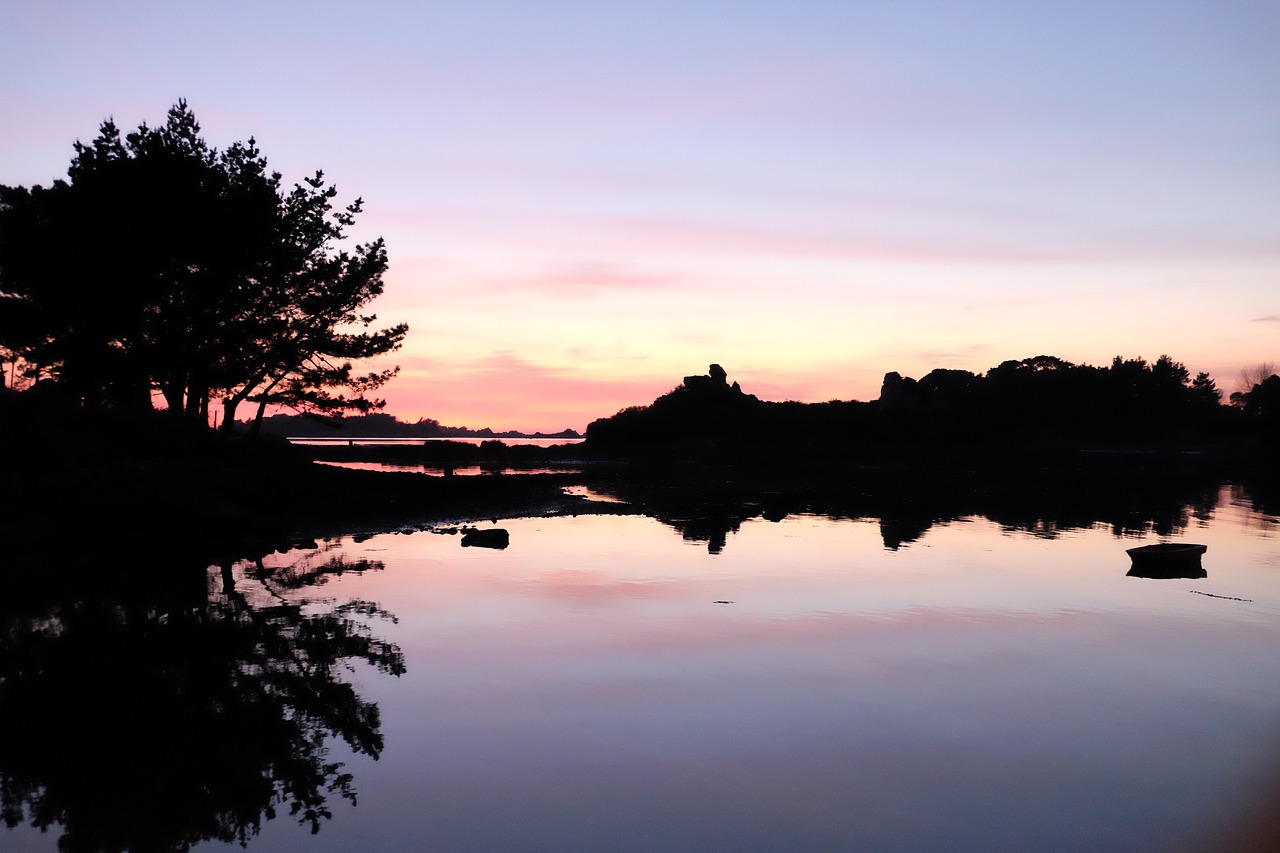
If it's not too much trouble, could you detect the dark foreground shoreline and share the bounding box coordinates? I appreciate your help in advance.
[2,446,595,570]
[3,402,1276,585]
[4,438,1274,561]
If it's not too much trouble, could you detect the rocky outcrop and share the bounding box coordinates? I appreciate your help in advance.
[584,364,766,447]
[877,371,921,411]
[679,364,757,402]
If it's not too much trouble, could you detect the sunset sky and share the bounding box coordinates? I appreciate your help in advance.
[3,1,1277,431]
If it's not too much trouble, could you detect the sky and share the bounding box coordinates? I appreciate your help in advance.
[2,0,1277,431]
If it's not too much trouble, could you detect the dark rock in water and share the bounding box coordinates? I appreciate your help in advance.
[461,528,510,549]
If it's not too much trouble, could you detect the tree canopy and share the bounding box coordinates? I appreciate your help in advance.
[584,356,1237,451]
[0,100,407,430]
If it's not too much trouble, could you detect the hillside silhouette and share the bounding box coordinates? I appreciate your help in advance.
[584,358,1275,461]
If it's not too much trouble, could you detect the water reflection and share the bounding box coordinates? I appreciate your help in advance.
[317,460,582,477]
[231,495,1278,852]
[3,475,1276,852]
[0,545,403,852]
[582,466,1229,553]
[1126,563,1209,580]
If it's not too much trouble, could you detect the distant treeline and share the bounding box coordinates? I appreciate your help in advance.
[584,357,1280,455]
[245,412,581,440]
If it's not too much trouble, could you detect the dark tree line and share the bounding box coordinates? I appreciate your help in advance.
[1231,373,1280,431]
[878,354,1226,440]
[584,357,1276,452]
[0,101,406,432]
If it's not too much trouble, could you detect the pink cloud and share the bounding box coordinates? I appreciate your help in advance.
[378,354,916,430]
[369,202,1280,271]
[483,261,682,297]
[372,204,1065,266]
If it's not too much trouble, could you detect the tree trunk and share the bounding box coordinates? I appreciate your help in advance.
[221,396,242,434]
[184,379,207,424]
[162,375,185,417]
[250,398,269,436]
[248,373,286,436]
[220,364,278,434]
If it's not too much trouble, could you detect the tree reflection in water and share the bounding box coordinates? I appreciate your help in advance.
[585,467,1230,554]
[0,542,404,851]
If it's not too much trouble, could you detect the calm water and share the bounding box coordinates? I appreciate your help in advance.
[290,437,583,447]
[315,460,583,476]
[4,486,1279,852]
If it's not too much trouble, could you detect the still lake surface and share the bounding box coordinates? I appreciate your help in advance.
[4,484,1279,851]
[290,437,584,447]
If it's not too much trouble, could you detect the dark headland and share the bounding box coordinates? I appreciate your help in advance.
[3,356,1277,573]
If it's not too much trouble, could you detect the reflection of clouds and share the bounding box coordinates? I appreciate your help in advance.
[523,568,694,607]
[528,607,1134,663]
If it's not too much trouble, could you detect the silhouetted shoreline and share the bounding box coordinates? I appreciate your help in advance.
[0,402,598,587]
[583,362,1278,463]
[3,357,1277,580]
[2,408,1273,576]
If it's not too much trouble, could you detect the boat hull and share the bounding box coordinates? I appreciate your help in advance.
[1125,543,1207,579]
